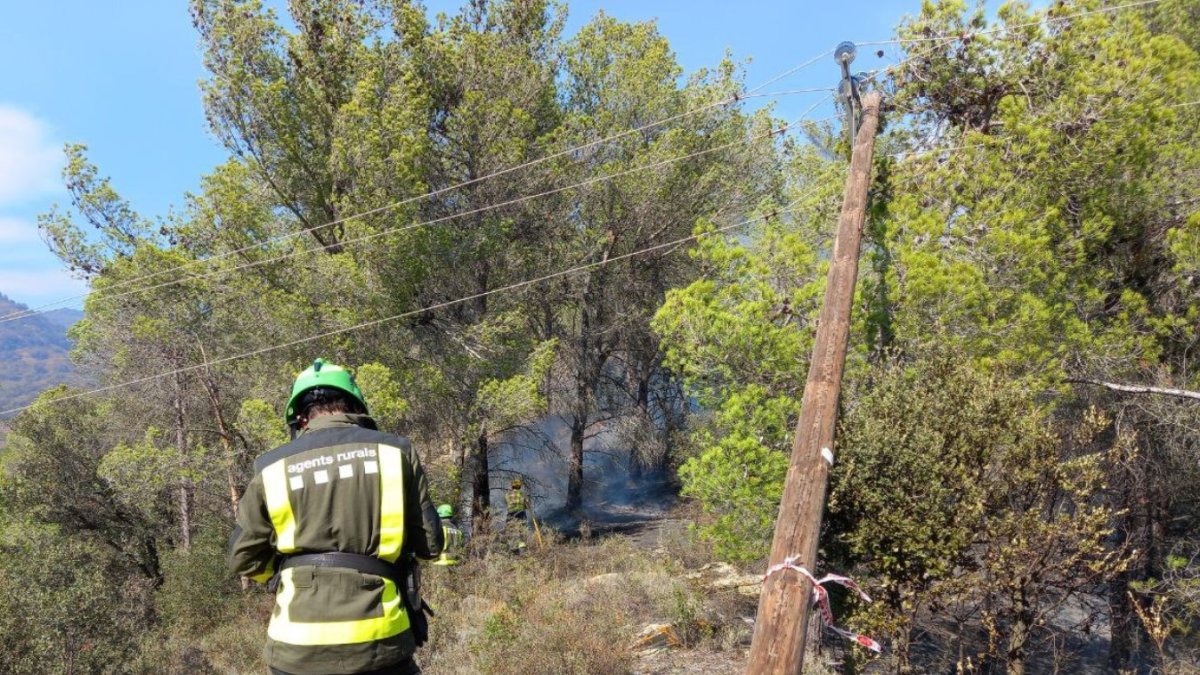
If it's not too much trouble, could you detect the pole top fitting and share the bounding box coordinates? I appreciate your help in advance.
[834,41,857,66]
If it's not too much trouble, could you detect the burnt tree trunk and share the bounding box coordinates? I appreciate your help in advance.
[566,348,608,514]
[469,428,491,532]
[566,389,588,514]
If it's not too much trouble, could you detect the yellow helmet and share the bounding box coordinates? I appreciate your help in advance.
[511,478,523,489]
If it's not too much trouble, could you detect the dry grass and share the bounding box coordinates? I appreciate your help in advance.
[419,526,755,675]
[130,518,754,674]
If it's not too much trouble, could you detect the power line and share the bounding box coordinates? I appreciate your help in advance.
[747,49,836,96]
[7,0,1176,328]
[0,195,829,418]
[1,1,1174,325]
[6,50,947,327]
[1,39,954,326]
[0,100,837,323]
[5,137,995,418]
[16,124,1123,417]
[753,88,838,98]
[0,56,842,324]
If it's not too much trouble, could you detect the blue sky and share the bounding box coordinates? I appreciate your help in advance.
[0,0,918,311]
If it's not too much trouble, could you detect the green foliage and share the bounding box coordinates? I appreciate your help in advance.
[99,429,182,516]
[1128,540,1200,672]
[153,526,242,635]
[829,355,1126,665]
[37,143,158,277]
[651,5,1200,670]
[829,356,998,598]
[353,362,409,431]
[0,518,154,673]
[675,395,791,562]
[236,398,288,452]
[3,387,163,583]
[887,0,1200,380]
[877,6,1200,666]
[655,212,828,560]
[475,339,556,430]
[1169,211,1200,276]
[6,0,1197,671]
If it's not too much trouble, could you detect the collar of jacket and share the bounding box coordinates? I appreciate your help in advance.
[302,412,379,434]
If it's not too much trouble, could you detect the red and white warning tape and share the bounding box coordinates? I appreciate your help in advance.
[763,555,883,653]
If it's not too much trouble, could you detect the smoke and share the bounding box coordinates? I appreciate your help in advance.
[488,413,676,533]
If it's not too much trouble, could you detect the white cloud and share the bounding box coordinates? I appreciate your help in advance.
[0,216,41,245]
[0,105,62,206]
[0,269,87,307]
[0,217,83,307]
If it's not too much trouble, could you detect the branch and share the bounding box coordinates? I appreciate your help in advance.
[1067,378,1200,402]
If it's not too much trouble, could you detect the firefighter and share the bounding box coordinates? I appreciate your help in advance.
[228,358,443,675]
[504,478,531,553]
[431,504,464,567]
[505,477,530,524]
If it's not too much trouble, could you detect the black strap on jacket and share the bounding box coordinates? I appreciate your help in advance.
[281,551,402,582]
[277,551,435,645]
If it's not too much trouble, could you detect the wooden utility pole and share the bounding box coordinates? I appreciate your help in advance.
[745,89,882,674]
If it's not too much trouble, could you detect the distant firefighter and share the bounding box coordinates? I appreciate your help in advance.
[432,503,464,567]
[506,477,531,524]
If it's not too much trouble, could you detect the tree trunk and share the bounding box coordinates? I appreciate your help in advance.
[1006,591,1033,675]
[627,359,652,479]
[1106,469,1163,673]
[567,405,586,514]
[1107,549,1136,670]
[138,535,165,588]
[176,485,193,552]
[198,348,251,587]
[469,428,490,532]
[565,319,593,514]
[564,247,612,514]
[199,361,241,520]
[660,378,686,478]
[173,370,193,553]
[895,623,913,674]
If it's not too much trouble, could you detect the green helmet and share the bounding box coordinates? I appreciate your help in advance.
[437,504,454,518]
[286,358,368,427]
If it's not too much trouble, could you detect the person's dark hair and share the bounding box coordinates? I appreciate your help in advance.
[298,387,367,421]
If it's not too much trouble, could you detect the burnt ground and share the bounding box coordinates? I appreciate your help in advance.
[539,487,1123,675]
[536,467,682,539]
[515,467,1126,675]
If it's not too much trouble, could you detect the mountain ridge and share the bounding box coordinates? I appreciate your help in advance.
[0,292,82,417]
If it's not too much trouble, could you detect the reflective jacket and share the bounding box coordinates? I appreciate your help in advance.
[506,487,529,514]
[432,524,464,566]
[227,414,443,675]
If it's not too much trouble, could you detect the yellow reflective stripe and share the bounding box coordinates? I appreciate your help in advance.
[262,460,297,553]
[250,559,275,584]
[377,445,405,563]
[267,568,409,645]
[443,526,464,549]
[434,525,462,566]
